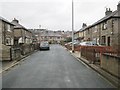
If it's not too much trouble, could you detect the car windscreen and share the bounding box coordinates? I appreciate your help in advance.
[40,42,49,46]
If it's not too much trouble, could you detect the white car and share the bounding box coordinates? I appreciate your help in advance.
[79,41,98,46]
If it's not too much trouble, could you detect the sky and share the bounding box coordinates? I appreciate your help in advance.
[0,0,119,31]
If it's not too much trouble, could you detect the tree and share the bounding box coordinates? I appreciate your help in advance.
[65,37,72,42]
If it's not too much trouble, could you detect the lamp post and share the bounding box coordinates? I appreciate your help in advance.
[72,0,74,53]
[39,25,41,43]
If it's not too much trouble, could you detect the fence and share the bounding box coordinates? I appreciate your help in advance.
[80,46,117,64]
[65,44,72,50]
[65,44,117,64]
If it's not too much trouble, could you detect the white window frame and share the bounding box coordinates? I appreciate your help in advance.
[6,37,11,45]
[7,24,11,32]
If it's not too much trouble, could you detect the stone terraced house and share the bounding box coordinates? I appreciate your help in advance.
[0,16,14,61]
[75,3,120,52]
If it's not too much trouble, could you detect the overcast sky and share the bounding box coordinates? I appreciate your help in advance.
[0,0,119,31]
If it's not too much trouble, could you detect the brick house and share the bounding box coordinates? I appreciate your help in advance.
[0,16,14,61]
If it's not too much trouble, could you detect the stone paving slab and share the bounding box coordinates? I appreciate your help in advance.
[69,50,120,88]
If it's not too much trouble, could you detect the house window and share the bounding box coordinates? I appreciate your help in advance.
[107,36,110,46]
[102,21,107,30]
[7,24,11,32]
[94,26,98,33]
[101,36,106,45]
[25,31,27,35]
[57,37,60,39]
[14,39,18,45]
[6,38,11,45]
[88,29,90,34]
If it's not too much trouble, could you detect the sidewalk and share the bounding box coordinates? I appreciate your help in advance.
[0,50,38,74]
[69,50,119,88]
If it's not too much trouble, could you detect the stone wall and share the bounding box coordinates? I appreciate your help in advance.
[11,47,21,60]
[0,44,11,61]
[0,20,2,61]
[21,44,34,55]
[101,54,120,78]
[118,18,120,56]
[0,20,2,45]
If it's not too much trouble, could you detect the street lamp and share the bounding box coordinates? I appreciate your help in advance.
[72,0,74,53]
[38,25,41,43]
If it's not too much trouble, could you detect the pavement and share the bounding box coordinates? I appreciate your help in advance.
[69,50,120,88]
[2,44,115,88]
[0,50,38,74]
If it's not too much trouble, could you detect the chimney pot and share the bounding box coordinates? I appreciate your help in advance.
[106,8,108,11]
[12,18,19,23]
[105,8,112,16]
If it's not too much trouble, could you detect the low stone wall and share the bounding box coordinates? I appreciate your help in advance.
[0,45,11,61]
[10,47,21,60]
[1,44,36,61]
[101,54,120,78]
[21,44,35,55]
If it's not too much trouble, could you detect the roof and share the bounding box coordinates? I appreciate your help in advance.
[40,32,62,37]
[11,20,27,30]
[0,16,14,25]
[77,10,120,32]
[85,10,119,29]
[11,19,32,33]
[93,10,118,26]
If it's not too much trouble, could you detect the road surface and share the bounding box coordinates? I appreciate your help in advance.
[2,44,115,88]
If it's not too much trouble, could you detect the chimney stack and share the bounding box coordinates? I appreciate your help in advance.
[117,1,120,15]
[105,8,112,16]
[82,23,87,28]
[12,18,19,23]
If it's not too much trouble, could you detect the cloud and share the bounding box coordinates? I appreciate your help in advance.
[0,0,119,31]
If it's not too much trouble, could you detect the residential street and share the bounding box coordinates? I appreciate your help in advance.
[2,44,115,88]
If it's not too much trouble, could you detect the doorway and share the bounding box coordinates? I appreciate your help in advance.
[107,36,110,46]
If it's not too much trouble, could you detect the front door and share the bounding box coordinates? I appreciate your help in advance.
[107,36,110,46]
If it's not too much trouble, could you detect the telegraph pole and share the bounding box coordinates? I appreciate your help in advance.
[72,0,74,53]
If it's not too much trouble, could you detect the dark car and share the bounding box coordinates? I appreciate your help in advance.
[39,41,50,50]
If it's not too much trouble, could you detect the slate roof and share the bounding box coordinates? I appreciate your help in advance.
[77,10,119,32]
[0,16,14,25]
[40,32,62,37]
[92,10,118,26]
[11,19,32,33]
[85,10,119,29]
[11,20,27,30]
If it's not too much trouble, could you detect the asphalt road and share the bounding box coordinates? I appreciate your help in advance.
[2,44,115,88]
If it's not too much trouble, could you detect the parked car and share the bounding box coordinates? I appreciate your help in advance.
[73,41,80,46]
[79,41,98,46]
[40,41,50,50]
[65,41,80,46]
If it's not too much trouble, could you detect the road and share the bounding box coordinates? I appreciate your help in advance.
[2,44,115,88]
